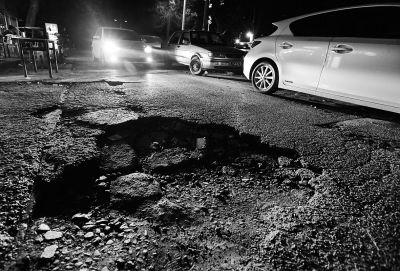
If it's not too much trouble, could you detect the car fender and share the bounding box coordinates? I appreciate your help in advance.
[244,36,281,81]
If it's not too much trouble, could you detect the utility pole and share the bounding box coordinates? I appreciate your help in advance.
[181,0,187,30]
[202,0,209,31]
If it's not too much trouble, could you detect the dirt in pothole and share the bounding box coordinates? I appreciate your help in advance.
[6,117,334,271]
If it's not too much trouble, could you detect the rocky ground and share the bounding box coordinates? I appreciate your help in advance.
[1,79,400,271]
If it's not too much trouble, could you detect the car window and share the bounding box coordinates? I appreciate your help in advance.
[169,32,181,44]
[190,32,225,45]
[103,29,140,41]
[180,32,190,44]
[290,6,400,39]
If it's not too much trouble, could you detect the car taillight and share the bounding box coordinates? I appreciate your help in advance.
[251,41,262,48]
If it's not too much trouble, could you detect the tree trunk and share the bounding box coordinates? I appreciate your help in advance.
[25,0,40,26]
[166,14,171,39]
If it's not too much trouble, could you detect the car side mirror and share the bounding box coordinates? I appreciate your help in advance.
[182,40,190,45]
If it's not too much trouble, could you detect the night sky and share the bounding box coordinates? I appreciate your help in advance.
[4,0,400,48]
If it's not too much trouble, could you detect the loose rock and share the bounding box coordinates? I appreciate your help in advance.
[41,245,58,259]
[43,231,63,241]
[100,143,139,173]
[110,173,162,209]
[37,223,51,233]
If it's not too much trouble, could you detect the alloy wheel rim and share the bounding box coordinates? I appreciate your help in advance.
[254,64,275,90]
[191,60,201,73]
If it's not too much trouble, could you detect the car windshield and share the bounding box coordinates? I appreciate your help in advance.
[103,29,140,41]
[190,32,225,46]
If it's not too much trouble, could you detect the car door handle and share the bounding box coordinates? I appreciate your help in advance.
[279,42,293,49]
[331,44,353,54]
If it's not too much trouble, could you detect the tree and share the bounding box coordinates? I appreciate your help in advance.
[25,0,40,26]
[153,0,198,39]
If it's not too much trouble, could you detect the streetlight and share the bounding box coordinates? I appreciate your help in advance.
[246,31,254,42]
[182,0,187,30]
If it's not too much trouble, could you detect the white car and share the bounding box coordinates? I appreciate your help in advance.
[165,30,245,75]
[244,4,400,113]
[91,27,152,64]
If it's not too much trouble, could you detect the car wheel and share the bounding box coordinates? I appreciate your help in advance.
[251,61,278,93]
[189,56,205,75]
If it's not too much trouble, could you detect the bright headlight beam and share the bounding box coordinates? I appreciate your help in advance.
[103,40,117,53]
[144,46,152,54]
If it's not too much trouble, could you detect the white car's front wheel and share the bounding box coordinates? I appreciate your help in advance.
[251,61,278,94]
[189,56,205,75]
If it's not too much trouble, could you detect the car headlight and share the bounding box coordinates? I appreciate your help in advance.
[251,40,262,48]
[103,40,118,53]
[144,45,152,54]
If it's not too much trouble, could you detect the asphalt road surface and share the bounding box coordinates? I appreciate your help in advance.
[1,55,400,270]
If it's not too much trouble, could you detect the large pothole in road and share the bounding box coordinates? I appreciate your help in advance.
[33,116,306,218]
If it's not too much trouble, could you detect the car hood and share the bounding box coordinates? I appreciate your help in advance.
[200,45,244,54]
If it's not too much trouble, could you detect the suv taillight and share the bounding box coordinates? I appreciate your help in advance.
[251,41,262,48]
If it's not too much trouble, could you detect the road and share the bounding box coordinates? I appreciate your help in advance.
[1,55,400,270]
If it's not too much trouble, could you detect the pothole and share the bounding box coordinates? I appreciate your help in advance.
[32,116,318,220]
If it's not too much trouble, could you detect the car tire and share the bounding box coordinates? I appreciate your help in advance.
[251,61,278,94]
[189,56,205,76]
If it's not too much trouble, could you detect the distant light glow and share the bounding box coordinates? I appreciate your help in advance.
[246,32,254,42]
[235,39,240,44]
[144,46,152,54]
[146,57,153,62]
[109,55,119,63]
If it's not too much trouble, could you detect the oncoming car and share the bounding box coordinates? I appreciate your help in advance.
[244,4,400,113]
[165,30,245,75]
[91,27,153,64]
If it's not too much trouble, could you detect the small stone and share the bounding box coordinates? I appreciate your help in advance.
[84,232,94,239]
[295,168,315,182]
[263,230,280,245]
[93,250,101,257]
[82,224,96,231]
[35,235,44,242]
[106,239,113,245]
[75,261,83,267]
[101,267,109,271]
[44,231,63,241]
[37,223,51,233]
[278,156,293,167]
[99,176,107,181]
[41,245,58,259]
[196,137,207,150]
[85,258,93,264]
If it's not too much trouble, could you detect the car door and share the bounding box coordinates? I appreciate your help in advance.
[166,31,182,63]
[175,32,192,65]
[276,14,331,91]
[318,6,400,109]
